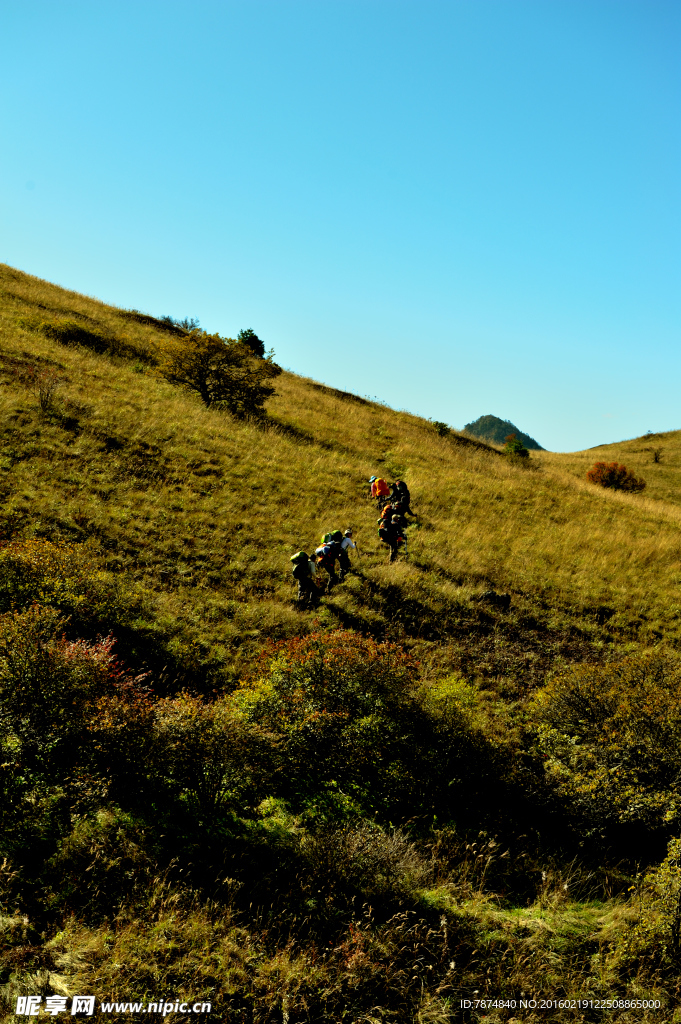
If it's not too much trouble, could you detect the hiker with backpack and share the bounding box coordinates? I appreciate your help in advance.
[327,530,346,581]
[387,503,408,532]
[315,535,342,592]
[339,528,360,577]
[395,480,416,516]
[370,475,390,507]
[290,550,320,607]
[377,511,406,563]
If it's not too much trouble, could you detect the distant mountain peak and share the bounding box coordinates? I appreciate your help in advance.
[463,414,544,450]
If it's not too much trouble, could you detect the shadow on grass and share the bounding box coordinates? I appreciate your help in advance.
[259,416,356,455]
[322,566,602,685]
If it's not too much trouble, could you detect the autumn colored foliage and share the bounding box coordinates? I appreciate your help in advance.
[586,460,646,492]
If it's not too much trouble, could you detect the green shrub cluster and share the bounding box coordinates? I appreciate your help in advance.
[1,564,678,1014]
[0,539,224,688]
[606,835,681,991]
[0,609,544,1018]
[531,653,681,840]
[503,433,530,458]
[235,632,511,825]
[0,538,109,616]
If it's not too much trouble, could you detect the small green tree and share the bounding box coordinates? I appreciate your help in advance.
[502,433,529,458]
[238,328,266,358]
[161,331,281,417]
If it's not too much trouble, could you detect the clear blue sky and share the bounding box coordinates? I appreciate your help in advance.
[2,1,679,451]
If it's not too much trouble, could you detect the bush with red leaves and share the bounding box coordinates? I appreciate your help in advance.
[586,461,646,493]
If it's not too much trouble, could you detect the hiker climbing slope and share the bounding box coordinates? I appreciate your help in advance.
[290,551,320,607]
[395,480,416,516]
[339,529,360,577]
[370,475,390,507]
[387,503,408,532]
[377,510,406,563]
[315,537,341,591]
[393,477,413,512]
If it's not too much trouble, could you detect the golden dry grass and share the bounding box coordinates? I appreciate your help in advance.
[2,261,681,688]
[3,263,681,1021]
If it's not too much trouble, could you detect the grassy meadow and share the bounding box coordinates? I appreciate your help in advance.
[1,262,681,1021]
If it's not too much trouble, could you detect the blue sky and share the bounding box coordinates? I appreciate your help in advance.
[2,0,679,451]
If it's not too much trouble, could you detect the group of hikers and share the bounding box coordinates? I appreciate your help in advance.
[289,476,416,607]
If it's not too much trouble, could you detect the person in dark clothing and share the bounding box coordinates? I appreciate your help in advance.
[291,552,320,607]
[378,512,406,563]
[328,535,344,581]
[315,542,340,592]
[376,491,393,516]
[396,480,416,516]
[387,503,408,531]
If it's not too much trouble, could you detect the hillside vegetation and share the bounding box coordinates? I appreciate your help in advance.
[1,263,681,1022]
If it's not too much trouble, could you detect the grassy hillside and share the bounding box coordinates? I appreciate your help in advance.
[1,263,681,1021]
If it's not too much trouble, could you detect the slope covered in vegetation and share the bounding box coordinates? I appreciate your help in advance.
[1,263,681,1022]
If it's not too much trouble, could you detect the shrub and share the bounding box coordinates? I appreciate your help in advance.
[152,693,265,818]
[530,653,681,837]
[0,605,149,784]
[0,538,137,627]
[237,632,423,812]
[0,538,227,690]
[608,835,681,980]
[0,538,91,614]
[88,676,156,803]
[432,421,450,437]
[502,433,529,458]
[586,461,645,492]
[236,632,504,826]
[29,367,63,412]
[161,314,200,331]
[45,808,152,917]
[302,824,431,903]
[160,331,282,417]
